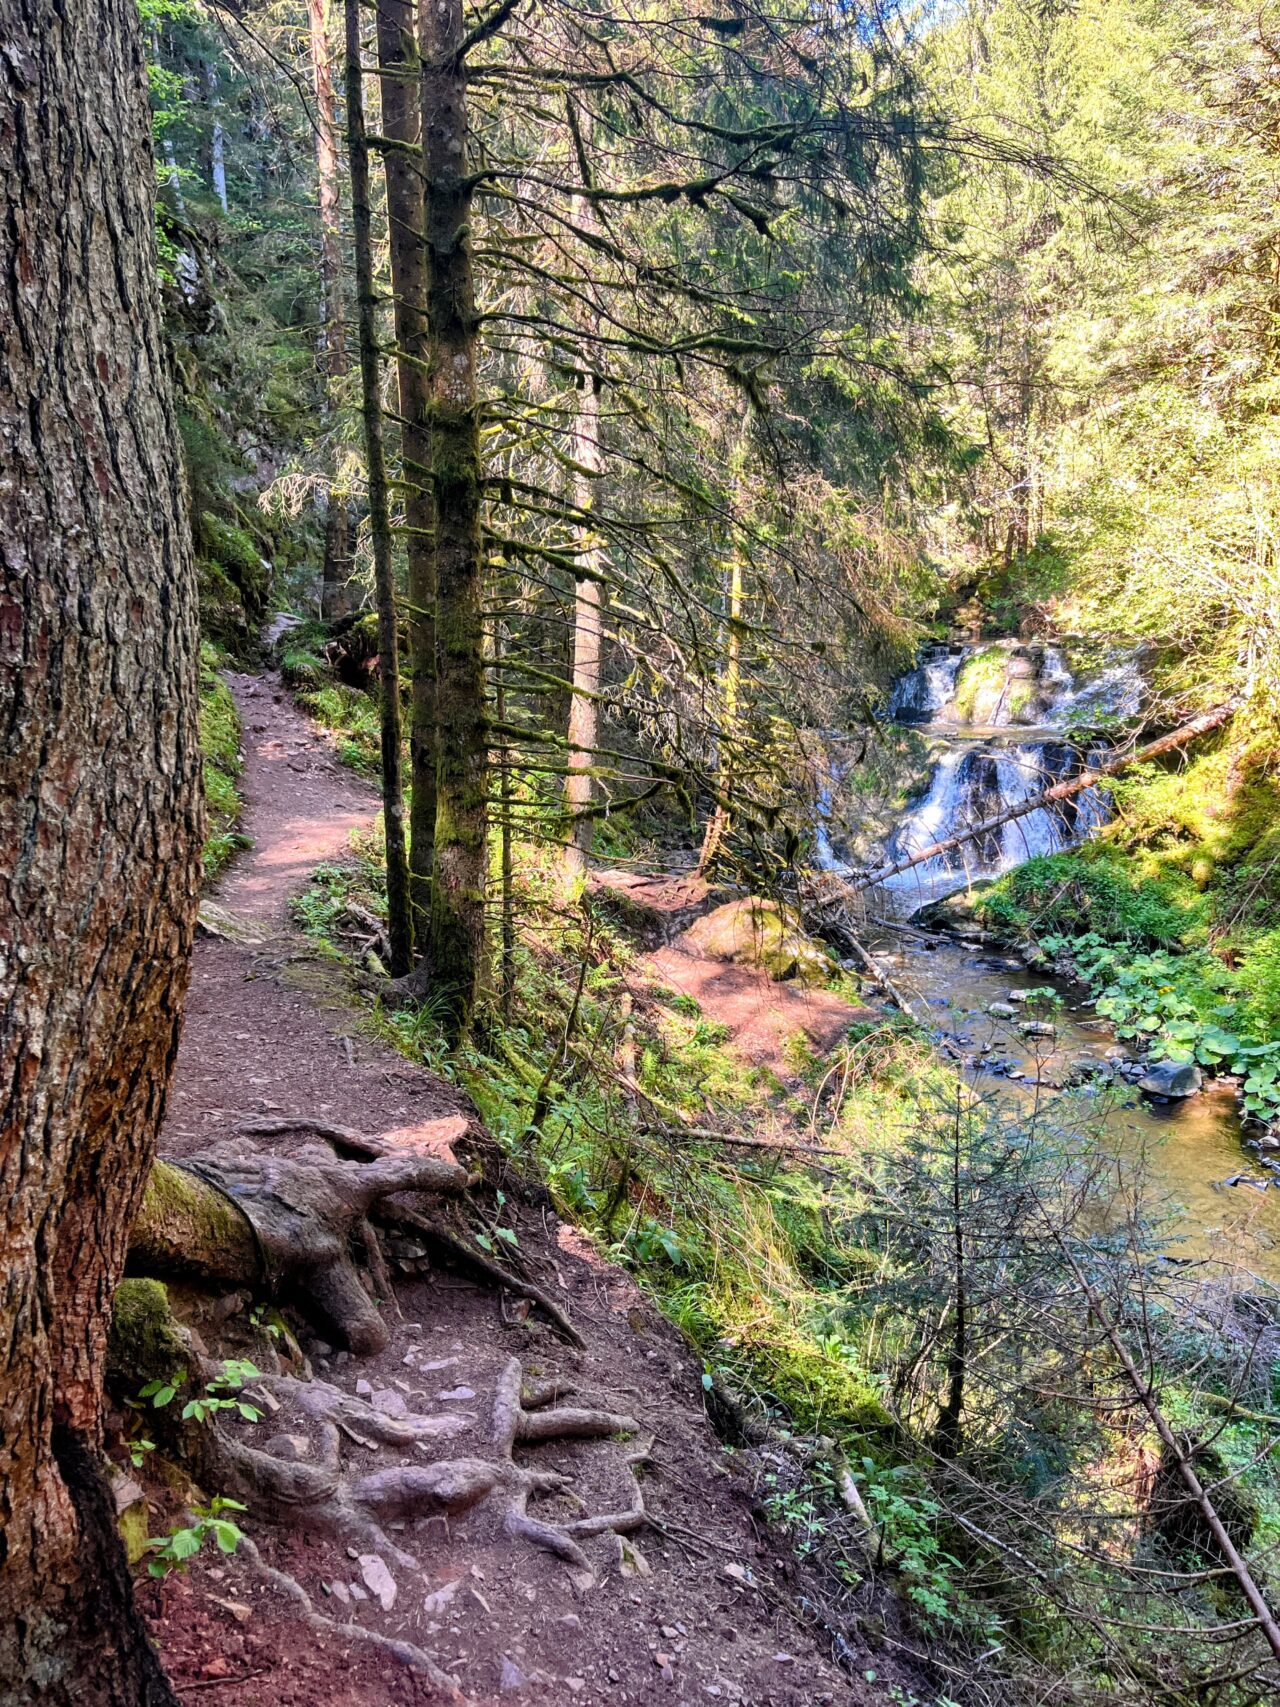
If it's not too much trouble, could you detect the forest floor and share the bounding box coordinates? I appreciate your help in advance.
[140,674,908,1707]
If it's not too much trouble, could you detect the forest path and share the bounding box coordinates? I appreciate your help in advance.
[147,674,893,1707]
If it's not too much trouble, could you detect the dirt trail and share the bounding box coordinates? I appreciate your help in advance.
[145,674,905,1705]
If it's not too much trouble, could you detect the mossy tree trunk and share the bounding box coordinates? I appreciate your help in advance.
[0,1,203,1694]
[376,0,438,945]
[562,380,605,878]
[345,0,413,975]
[421,0,488,1035]
[308,0,353,621]
[697,552,744,876]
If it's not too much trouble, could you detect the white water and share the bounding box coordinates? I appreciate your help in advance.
[819,641,1134,912]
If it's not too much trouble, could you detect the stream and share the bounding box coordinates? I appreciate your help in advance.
[839,640,1280,1282]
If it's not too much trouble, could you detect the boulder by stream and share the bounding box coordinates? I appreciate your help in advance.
[683,897,836,987]
[1138,1060,1204,1100]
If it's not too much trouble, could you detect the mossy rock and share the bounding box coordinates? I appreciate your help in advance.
[108,1278,191,1396]
[683,898,835,987]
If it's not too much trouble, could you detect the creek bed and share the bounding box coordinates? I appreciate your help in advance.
[866,927,1280,1282]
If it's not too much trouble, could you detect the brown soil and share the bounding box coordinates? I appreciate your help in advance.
[144,673,918,1705]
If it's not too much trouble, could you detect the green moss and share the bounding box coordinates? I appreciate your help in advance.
[979,851,1198,948]
[951,645,1009,722]
[108,1279,190,1395]
[198,644,246,881]
[301,683,381,776]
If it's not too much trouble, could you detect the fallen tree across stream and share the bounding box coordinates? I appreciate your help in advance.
[842,701,1238,897]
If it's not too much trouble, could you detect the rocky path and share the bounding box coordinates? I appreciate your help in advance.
[144,675,900,1706]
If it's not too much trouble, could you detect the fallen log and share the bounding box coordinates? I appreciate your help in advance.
[845,702,1237,895]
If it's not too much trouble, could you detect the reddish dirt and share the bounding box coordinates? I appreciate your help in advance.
[642,939,874,1076]
[588,870,725,946]
[215,672,375,927]
[144,673,917,1705]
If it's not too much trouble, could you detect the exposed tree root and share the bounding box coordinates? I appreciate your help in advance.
[214,1355,645,1580]
[233,1112,589,1348]
[130,1139,470,1353]
[382,1200,587,1349]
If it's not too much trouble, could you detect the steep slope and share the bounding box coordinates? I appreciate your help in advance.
[134,675,918,1705]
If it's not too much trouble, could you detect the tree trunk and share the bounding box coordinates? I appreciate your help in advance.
[421,0,488,1035]
[309,0,353,621]
[0,1,203,1696]
[562,370,606,883]
[697,553,743,876]
[562,115,607,886]
[375,0,438,946]
[346,0,413,976]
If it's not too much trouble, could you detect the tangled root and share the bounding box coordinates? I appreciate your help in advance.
[214,1356,647,1581]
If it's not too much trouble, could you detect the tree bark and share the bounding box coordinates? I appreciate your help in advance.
[562,116,607,885]
[309,0,354,621]
[346,0,413,976]
[421,0,488,1035]
[375,0,438,945]
[697,553,744,876]
[562,371,606,882]
[0,1,203,1696]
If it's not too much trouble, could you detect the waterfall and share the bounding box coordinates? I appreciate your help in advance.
[833,640,1132,911]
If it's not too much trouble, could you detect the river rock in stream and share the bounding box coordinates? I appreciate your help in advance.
[1138,1060,1204,1099]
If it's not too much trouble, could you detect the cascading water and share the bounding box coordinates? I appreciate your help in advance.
[859,639,1133,912]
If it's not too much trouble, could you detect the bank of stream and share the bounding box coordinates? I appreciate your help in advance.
[822,637,1279,1284]
[861,922,1280,1281]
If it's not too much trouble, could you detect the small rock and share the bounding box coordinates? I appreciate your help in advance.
[348,1583,368,1601]
[1018,1019,1056,1038]
[500,1658,526,1693]
[438,1385,477,1402]
[1006,989,1031,1003]
[773,1653,795,1664]
[1138,1061,1203,1099]
[358,1553,397,1612]
[371,1388,408,1418]
[420,1357,459,1372]
[565,1680,585,1695]
[208,1596,253,1623]
[988,1001,1016,1019]
[328,1581,350,1606]
[355,1378,373,1398]
[424,1580,460,1616]
[558,1614,582,1630]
